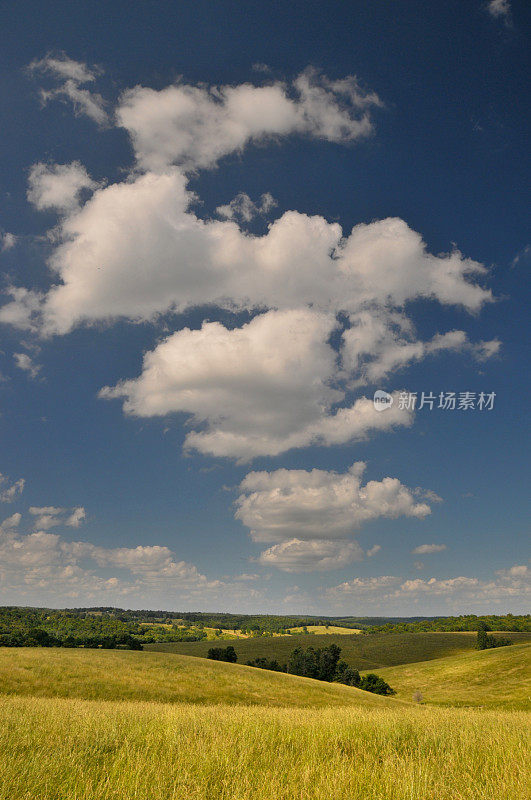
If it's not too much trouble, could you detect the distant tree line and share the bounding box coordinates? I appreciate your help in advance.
[0,607,211,648]
[207,643,395,696]
[365,614,530,634]
[0,628,142,650]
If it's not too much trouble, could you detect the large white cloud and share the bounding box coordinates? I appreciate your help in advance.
[116,68,380,172]
[24,166,493,335]
[100,309,414,459]
[0,63,498,463]
[236,462,431,542]
[235,462,432,571]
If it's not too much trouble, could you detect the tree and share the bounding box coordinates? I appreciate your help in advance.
[476,622,490,650]
[207,646,237,662]
[334,661,360,687]
[246,657,285,672]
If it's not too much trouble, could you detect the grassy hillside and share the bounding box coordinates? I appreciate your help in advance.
[0,644,529,798]
[0,647,395,708]
[145,630,531,669]
[0,696,528,800]
[374,642,531,709]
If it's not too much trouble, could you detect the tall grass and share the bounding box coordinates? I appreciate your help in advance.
[0,647,395,707]
[375,642,531,709]
[0,695,528,800]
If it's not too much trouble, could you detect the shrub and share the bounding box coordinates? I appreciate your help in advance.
[359,674,395,696]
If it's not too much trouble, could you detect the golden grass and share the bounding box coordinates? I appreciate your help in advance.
[374,642,531,709]
[0,695,528,800]
[289,624,362,635]
[0,647,395,707]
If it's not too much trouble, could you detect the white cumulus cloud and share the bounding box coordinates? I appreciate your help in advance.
[236,462,432,543]
[236,462,432,571]
[28,162,99,212]
[116,67,380,172]
[100,310,414,459]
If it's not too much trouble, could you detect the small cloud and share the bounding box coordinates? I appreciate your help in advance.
[29,505,85,530]
[496,564,528,578]
[14,352,41,379]
[0,475,25,503]
[252,63,272,74]
[1,233,16,251]
[411,543,447,555]
[66,507,86,527]
[28,162,99,213]
[216,192,277,223]
[414,561,425,570]
[413,487,443,503]
[511,244,530,269]
[28,53,108,125]
[366,544,381,557]
[486,0,512,26]
[0,512,22,531]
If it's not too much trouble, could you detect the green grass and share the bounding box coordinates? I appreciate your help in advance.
[372,641,531,709]
[0,647,396,708]
[0,695,528,799]
[145,630,531,669]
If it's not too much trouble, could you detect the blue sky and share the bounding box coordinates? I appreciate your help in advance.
[0,0,529,615]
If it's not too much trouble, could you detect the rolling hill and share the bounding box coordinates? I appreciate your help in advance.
[0,645,528,799]
[0,646,398,708]
[144,630,531,669]
[372,641,531,709]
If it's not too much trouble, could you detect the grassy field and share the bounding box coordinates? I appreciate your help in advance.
[0,647,396,708]
[0,695,528,800]
[372,641,531,709]
[0,645,529,798]
[145,629,531,669]
[289,624,362,635]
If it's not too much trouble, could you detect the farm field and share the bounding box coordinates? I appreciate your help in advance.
[289,624,362,635]
[371,641,531,709]
[145,629,531,669]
